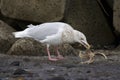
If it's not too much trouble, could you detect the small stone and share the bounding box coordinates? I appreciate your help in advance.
[23,58,30,62]
[76,78,88,80]
[86,70,91,73]
[47,76,65,80]
[13,68,28,75]
[46,68,56,73]
[10,61,20,66]
[61,64,76,68]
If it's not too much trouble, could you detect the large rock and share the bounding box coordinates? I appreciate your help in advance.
[113,0,120,33]
[7,38,76,56]
[65,0,115,47]
[0,0,1,11]
[1,0,66,22]
[105,0,113,9]
[0,20,16,52]
[7,38,45,56]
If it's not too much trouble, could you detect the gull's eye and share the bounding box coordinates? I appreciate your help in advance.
[81,38,84,40]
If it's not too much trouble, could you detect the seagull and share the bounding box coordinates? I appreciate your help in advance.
[12,22,90,61]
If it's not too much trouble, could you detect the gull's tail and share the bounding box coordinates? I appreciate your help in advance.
[12,31,28,38]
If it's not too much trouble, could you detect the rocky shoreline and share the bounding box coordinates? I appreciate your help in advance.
[0,50,120,80]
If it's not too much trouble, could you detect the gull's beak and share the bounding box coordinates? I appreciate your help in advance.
[80,40,90,49]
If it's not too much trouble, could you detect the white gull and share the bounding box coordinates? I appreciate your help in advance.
[12,22,90,61]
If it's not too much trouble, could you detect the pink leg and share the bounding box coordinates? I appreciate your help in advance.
[55,46,64,59]
[46,44,58,61]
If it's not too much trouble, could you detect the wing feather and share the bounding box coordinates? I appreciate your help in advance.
[25,22,65,40]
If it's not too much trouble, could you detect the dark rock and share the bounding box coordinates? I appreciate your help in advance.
[86,70,91,73]
[76,78,88,80]
[113,0,120,33]
[0,0,1,9]
[61,64,76,68]
[47,76,65,80]
[115,45,120,51]
[13,68,29,75]
[23,58,31,62]
[10,61,20,66]
[106,0,113,9]
[65,0,115,47]
[0,20,16,53]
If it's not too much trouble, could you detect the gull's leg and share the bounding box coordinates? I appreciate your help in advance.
[55,46,64,59]
[46,44,58,61]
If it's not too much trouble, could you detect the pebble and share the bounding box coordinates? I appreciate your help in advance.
[47,76,65,80]
[10,61,20,66]
[13,68,28,75]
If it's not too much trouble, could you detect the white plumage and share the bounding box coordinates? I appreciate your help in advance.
[13,22,90,61]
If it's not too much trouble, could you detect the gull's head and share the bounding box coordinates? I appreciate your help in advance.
[73,30,90,49]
